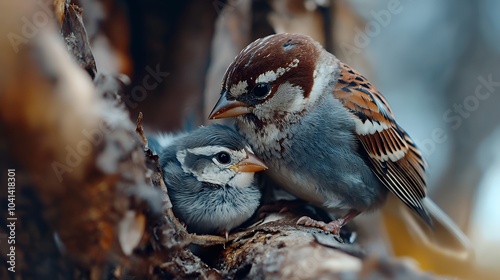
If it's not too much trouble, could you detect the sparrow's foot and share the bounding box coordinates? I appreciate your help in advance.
[296,216,343,235]
[296,210,360,235]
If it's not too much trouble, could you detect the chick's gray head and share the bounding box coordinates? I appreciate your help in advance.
[175,124,266,188]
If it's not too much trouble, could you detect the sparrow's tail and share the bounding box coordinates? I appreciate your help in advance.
[380,193,474,277]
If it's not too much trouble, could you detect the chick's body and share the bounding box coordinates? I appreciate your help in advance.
[148,124,266,234]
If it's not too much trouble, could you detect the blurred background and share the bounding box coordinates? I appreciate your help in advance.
[3,0,500,278]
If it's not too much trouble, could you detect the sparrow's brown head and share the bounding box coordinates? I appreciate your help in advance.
[209,33,336,124]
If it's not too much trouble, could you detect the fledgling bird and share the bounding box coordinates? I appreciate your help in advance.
[208,33,471,256]
[148,124,267,235]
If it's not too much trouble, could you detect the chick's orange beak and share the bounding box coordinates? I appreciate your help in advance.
[231,151,267,173]
[209,91,251,119]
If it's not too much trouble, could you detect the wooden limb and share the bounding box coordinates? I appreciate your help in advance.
[217,212,440,279]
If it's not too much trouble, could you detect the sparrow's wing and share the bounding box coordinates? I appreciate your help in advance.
[333,62,431,226]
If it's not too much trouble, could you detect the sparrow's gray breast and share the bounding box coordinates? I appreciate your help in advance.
[237,94,387,212]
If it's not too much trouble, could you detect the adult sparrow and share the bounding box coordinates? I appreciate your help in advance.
[208,33,471,254]
[148,124,267,235]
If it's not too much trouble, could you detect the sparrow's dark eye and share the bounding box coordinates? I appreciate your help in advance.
[215,152,231,164]
[251,83,271,98]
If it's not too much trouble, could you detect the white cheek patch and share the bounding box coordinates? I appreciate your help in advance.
[252,81,306,123]
[198,165,234,186]
[228,172,254,189]
[255,59,300,84]
[272,82,306,113]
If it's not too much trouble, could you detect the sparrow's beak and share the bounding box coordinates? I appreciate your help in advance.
[231,151,267,173]
[209,90,251,119]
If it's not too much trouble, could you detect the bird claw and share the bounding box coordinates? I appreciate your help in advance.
[296,216,342,235]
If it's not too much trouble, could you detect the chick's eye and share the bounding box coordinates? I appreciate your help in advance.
[252,83,271,98]
[215,152,231,164]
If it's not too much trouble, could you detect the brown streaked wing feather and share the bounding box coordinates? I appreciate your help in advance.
[333,63,431,226]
